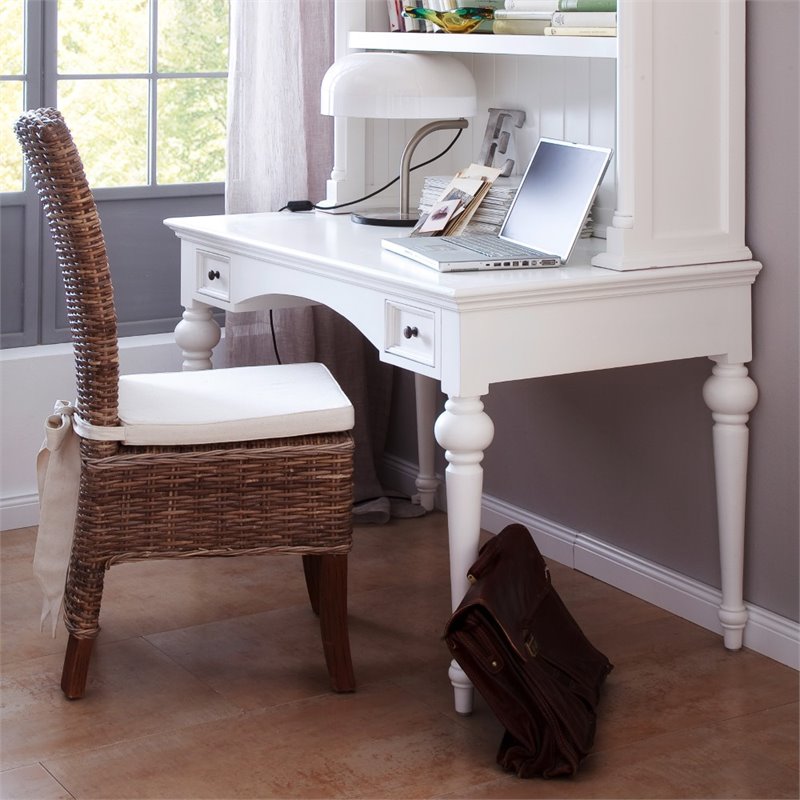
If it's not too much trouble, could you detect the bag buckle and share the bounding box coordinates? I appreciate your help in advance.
[524,632,539,658]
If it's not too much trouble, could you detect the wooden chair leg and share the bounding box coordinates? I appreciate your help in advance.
[60,549,105,699]
[61,634,95,699]
[302,554,321,616]
[318,554,355,692]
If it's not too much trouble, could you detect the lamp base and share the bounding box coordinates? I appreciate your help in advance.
[350,209,418,227]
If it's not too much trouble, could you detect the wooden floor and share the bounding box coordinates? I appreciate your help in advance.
[1,512,797,799]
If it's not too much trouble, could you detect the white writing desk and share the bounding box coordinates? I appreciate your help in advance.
[166,211,760,713]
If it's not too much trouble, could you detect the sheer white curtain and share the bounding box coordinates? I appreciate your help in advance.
[225,0,418,522]
[226,0,332,217]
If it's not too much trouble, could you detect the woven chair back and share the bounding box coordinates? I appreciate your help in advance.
[15,108,120,428]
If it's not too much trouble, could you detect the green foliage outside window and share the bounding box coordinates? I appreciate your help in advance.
[0,0,25,192]
[59,78,149,188]
[0,0,24,74]
[0,82,24,192]
[58,0,150,74]
[158,77,227,185]
[0,0,229,192]
[159,0,229,73]
[157,0,229,184]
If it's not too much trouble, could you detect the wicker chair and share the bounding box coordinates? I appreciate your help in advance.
[16,107,356,699]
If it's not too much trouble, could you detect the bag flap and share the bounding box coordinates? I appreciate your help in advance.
[445,524,550,662]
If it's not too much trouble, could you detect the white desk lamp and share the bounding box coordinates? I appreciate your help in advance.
[320,52,477,226]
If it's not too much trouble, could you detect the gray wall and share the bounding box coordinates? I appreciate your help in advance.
[1,193,224,347]
[385,0,799,622]
[741,0,799,620]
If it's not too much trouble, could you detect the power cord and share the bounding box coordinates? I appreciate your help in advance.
[269,308,281,364]
[272,128,465,363]
[278,126,465,213]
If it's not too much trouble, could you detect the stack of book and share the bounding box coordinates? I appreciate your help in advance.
[491,0,616,36]
[545,0,616,37]
[492,0,557,35]
[388,0,616,36]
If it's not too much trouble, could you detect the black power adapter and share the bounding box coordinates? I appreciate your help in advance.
[286,200,315,212]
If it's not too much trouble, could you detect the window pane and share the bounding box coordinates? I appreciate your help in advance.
[58,0,149,74]
[158,0,229,73]
[59,79,148,187]
[0,81,24,192]
[0,0,25,74]
[157,77,226,184]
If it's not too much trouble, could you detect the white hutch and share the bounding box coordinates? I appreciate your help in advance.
[328,0,751,274]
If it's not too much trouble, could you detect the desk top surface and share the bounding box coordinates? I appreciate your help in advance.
[165,211,760,306]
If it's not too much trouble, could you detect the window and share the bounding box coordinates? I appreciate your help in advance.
[1,0,229,192]
[1,0,229,348]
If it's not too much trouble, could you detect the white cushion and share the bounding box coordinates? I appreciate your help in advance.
[113,363,353,446]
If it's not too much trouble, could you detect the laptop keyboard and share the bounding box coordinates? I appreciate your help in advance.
[453,234,547,259]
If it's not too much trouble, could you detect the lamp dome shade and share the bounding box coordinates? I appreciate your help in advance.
[320,52,477,120]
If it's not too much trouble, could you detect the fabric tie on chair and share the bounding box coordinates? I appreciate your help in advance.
[33,399,123,634]
[34,400,81,635]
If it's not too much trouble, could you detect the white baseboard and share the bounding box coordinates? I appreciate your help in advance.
[381,454,800,671]
[0,492,39,530]
[380,452,448,509]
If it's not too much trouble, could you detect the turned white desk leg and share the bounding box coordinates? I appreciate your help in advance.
[174,303,221,371]
[434,395,495,714]
[702,361,758,650]
[414,374,440,511]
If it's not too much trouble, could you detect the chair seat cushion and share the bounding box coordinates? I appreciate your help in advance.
[116,363,354,446]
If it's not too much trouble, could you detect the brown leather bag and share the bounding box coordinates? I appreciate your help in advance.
[444,524,612,778]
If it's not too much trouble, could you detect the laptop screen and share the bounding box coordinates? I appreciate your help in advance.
[500,138,612,261]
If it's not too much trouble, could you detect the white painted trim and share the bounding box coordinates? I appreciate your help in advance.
[481,494,577,568]
[0,492,39,530]
[381,453,800,671]
[380,452,448,511]
[485,492,800,671]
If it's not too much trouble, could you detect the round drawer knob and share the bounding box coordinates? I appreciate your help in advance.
[403,325,419,340]
[208,269,221,281]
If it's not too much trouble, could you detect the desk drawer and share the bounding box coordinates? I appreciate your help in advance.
[384,301,437,368]
[197,250,231,301]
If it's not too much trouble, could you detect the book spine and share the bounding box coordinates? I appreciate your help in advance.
[386,0,400,31]
[551,10,616,26]
[556,0,616,11]
[504,0,558,10]
[494,18,550,33]
[544,25,616,35]
[495,9,554,19]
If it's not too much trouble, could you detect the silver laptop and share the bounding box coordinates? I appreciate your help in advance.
[381,138,612,272]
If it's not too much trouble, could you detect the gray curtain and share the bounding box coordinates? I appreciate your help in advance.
[225,0,418,522]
